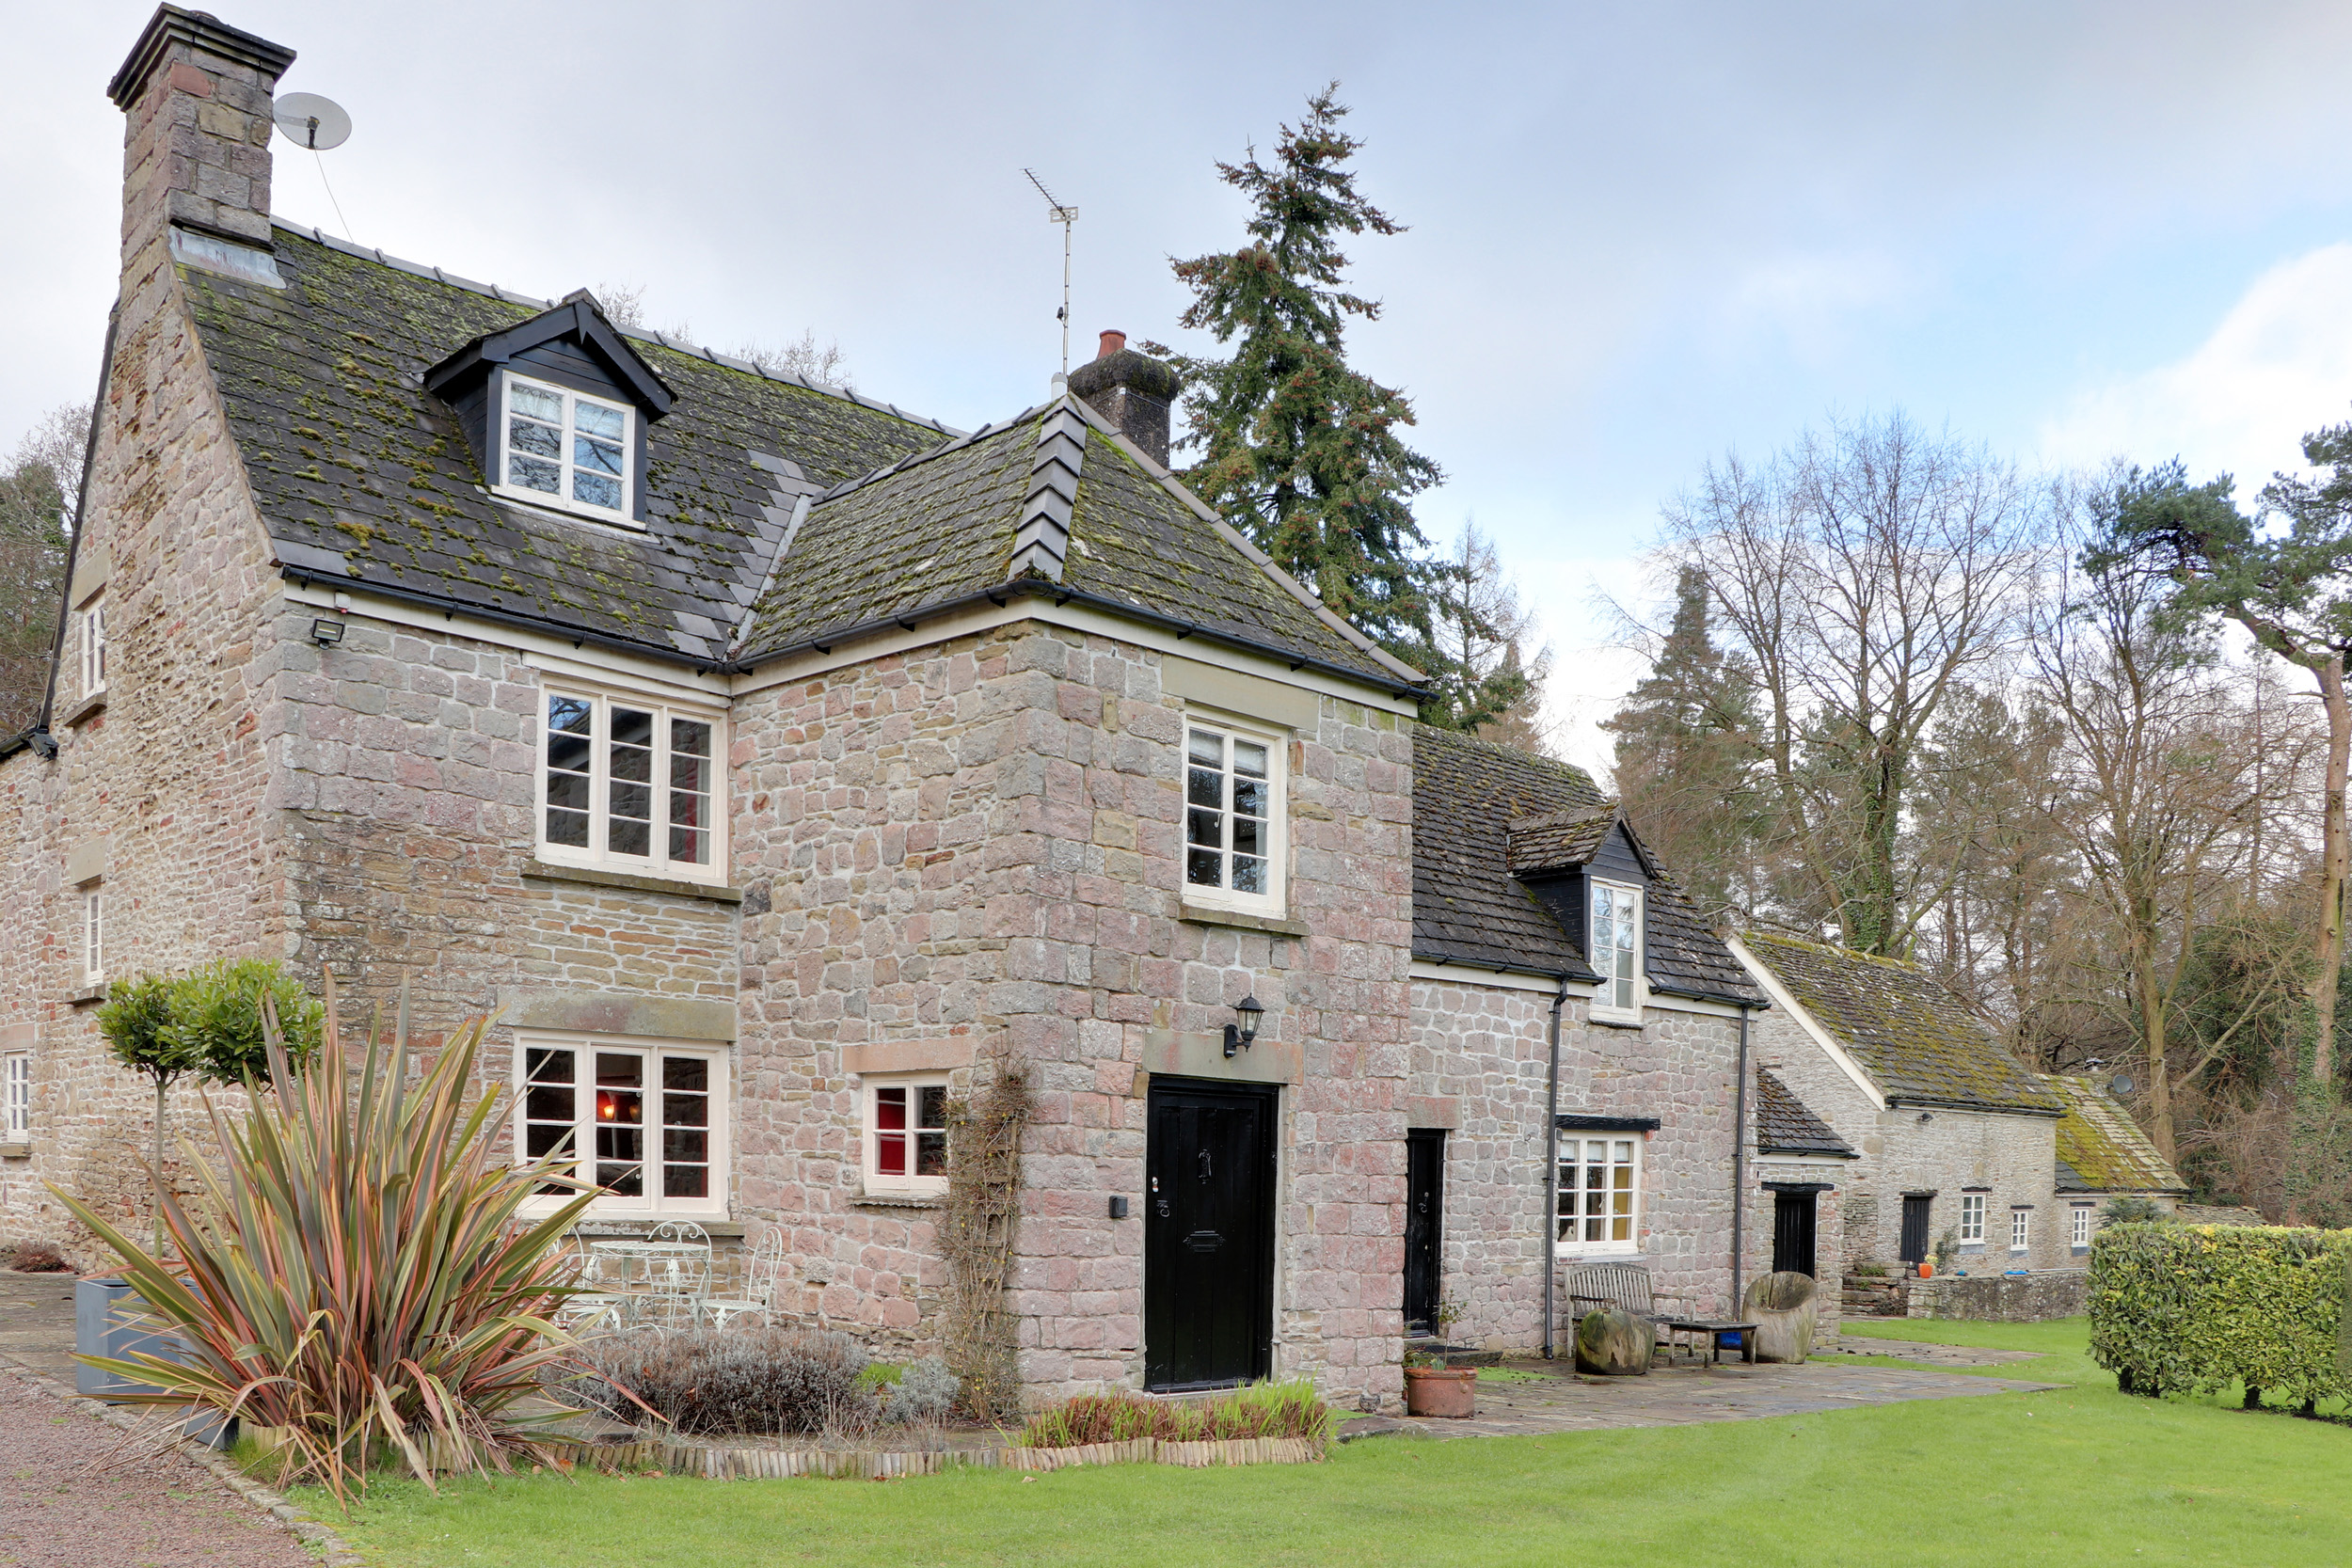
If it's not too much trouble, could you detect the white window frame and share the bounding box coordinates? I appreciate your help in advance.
[1177,715,1287,916]
[2071,1204,2093,1249]
[513,1030,730,1219]
[490,372,639,526]
[1554,1133,1643,1257]
[535,685,727,884]
[861,1073,950,1196]
[1959,1192,1986,1244]
[3,1053,28,1142]
[2010,1207,2031,1252]
[79,597,106,699]
[1588,879,1645,1023]
[82,891,103,984]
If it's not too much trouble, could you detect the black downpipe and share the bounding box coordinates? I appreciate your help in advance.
[1731,1005,1753,1312]
[1541,973,1568,1360]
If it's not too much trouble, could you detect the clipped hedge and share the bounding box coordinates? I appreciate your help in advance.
[2088,1223,2352,1405]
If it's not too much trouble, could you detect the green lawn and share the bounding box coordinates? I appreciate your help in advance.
[316,1318,2351,1568]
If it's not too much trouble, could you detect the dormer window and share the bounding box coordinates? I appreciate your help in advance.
[1589,880,1644,1022]
[501,376,632,519]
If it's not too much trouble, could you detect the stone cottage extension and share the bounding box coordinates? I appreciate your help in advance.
[4,4,1782,1408]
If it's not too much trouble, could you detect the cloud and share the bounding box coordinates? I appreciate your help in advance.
[2041,244,2352,491]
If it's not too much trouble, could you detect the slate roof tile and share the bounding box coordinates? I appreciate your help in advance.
[1410,729,1760,1005]
[2044,1073,2187,1194]
[1506,809,1613,877]
[1743,932,2060,1115]
[1754,1068,1857,1157]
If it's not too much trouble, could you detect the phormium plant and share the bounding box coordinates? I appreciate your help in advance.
[55,975,598,1504]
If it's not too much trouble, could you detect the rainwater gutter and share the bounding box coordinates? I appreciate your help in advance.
[1541,971,1569,1360]
[1731,1004,1753,1311]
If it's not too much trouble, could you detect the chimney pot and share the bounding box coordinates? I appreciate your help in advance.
[1067,329,1181,471]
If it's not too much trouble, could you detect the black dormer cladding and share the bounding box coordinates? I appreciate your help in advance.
[1519,823,1649,979]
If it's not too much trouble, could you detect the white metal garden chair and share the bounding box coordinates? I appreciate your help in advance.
[551,1235,634,1336]
[641,1220,713,1329]
[694,1224,787,1330]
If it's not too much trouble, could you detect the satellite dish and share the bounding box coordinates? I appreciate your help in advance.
[273,93,351,151]
[2108,1073,2137,1098]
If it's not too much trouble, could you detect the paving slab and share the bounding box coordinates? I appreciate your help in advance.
[1364,1355,2059,1440]
[0,1269,84,1387]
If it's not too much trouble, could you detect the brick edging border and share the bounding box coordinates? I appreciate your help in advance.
[0,1353,366,1568]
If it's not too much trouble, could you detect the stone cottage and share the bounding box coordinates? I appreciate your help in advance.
[3,4,1772,1407]
[1733,932,2092,1317]
[2042,1071,2188,1246]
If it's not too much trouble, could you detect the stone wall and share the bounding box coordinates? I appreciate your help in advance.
[1906,1268,2087,1323]
[730,623,1415,1406]
[1409,972,1749,1351]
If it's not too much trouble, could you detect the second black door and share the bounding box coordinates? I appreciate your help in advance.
[1403,1129,1446,1335]
[1772,1190,1818,1277]
[1145,1079,1278,1390]
[1899,1194,1932,1266]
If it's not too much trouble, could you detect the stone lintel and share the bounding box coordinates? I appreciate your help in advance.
[1406,1095,1460,1130]
[1161,654,1322,731]
[495,989,737,1042]
[521,861,744,904]
[1132,1029,1303,1092]
[69,548,111,609]
[64,837,108,887]
[0,1024,34,1052]
[842,1039,976,1076]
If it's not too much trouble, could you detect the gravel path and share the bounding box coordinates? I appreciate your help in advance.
[0,1367,315,1568]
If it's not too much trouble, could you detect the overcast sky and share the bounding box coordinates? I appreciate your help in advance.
[12,3,2352,772]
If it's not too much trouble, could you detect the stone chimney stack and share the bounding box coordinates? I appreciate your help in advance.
[107,7,294,283]
[1067,328,1181,470]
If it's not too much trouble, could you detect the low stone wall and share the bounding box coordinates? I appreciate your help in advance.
[1905,1269,2086,1323]
[1840,1263,1910,1318]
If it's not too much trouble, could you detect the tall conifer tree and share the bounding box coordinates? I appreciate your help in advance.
[1165,86,1447,678]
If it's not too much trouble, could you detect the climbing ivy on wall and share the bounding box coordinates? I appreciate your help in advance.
[941,1061,1032,1420]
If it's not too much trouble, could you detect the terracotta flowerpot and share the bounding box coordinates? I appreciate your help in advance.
[1918,1262,1934,1279]
[1403,1365,1477,1418]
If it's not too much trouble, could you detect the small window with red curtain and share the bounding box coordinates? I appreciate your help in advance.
[865,1076,948,1195]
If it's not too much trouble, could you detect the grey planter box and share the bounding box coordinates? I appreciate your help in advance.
[73,1275,234,1449]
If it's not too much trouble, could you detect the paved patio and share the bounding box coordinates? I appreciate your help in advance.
[1346,1342,2059,1440]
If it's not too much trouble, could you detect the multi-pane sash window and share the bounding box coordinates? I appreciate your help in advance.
[518,1037,724,1214]
[79,598,106,698]
[3,1054,28,1141]
[1556,1136,1640,1252]
[2071,1206,2093,1248]
[1959,1193,1986,1243]
[865,1076,948,1195]
[82,892,103,983]
[541,690,719,878]
[2010,1207,2031,1251]
[1184,724,1276,902]
[1590,882,1642,1017]
[501,374,632,518]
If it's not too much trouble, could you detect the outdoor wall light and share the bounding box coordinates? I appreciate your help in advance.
[1916,1112,1934,1124]
[1223,994,1265,1059]
[310,616,345,647]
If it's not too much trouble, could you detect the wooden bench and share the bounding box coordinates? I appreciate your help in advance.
[1563,1262,1692,1355]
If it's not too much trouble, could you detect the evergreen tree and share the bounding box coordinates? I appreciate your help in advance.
[1604,565,1764,919]
[1166,85,1445,676]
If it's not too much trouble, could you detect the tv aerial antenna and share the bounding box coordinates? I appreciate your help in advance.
[271,91,356,241]
[1025,168,1078,375]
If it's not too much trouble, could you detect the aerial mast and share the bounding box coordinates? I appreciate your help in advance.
[1024,169,1079,376]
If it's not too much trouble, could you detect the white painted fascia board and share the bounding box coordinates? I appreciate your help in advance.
[1409,960,1584,996]
[1726,934,1887,1109]
[279,578,730,701]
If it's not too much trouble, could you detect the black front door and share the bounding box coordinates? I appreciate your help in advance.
[1772,1190,1818,1277]
[1403,1128,1446,1335]
[1899,1195,1932,1265]
[1146,1079,1277,1390]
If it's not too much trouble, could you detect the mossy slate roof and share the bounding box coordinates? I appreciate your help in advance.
[1743,933,2060,1116]
[180,226,1402,685]
[1411,729,1760,1005]
[1754,1068,1856,1157]
[2044,1073,2186,1194]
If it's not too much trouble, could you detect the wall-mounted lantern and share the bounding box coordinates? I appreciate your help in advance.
[1223,994,1265,1059]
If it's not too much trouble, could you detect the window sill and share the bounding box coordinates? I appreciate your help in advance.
[1179,901,1308,939]
[1587,1013,1645,1032]
[58,692,106,729]
[524,861,743,904]
[853,1193,946,1210]
[1555,1247,1647,1262]
[65,983,106,1007]
[563,1215,745,1239]
[0,1141,28,1160]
